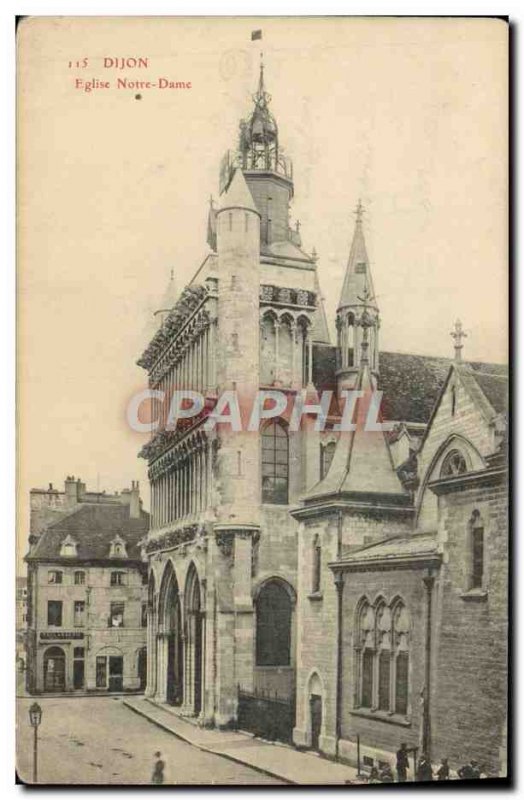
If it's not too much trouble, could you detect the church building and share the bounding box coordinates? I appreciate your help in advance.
[138,62,508,776]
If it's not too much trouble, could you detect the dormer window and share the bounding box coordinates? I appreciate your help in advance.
[60,535,77,557]
[109,535,127,559]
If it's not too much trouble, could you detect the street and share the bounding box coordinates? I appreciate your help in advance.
[16,696,282,785]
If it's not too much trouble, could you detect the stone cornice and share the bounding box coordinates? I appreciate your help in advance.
[428,465,507,496]
[329,553,442,573]
[137,284,211,374]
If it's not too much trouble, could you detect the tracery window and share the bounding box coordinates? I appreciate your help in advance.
[356,598,410,716]
[261,421,289,504]
[440,449,468,478]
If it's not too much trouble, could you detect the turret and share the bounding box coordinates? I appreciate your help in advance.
[336,201,380,397]
[215,168,261,525]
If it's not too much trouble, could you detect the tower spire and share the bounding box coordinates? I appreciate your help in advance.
[336,201,380,391]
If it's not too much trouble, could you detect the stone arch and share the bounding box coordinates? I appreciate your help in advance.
[253,575,297,699]
[416,433,485,527]
[157,559,183,705]
[254,577,295,668]
[183,561,204,715]
[305,670,325,751]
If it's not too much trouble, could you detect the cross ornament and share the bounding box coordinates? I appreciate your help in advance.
[450,319,467,362]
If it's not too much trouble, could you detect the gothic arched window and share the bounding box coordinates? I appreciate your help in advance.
[312,535,321,594]
[261,421,289,504]
[260,315,276,385]
[320,441,336,480]
[255,580,292,666]
[469,510,485,590]
[356,598,411,716]
[440,449,468,478]
[393,603,410,715]
[357,601,375,709]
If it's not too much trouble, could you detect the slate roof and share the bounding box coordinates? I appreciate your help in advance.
[311,346,508,424]
[337,215,377,312]
[26,504,149,563]
[337,532,439,566]
[218,167,258,213]
[463,369,508,415]
[304,366,409,502]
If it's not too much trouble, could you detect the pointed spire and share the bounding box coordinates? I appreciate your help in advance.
[304,364,408,501]
[254,51,270,108]
[337,200,376,312]
[217,168,259,214]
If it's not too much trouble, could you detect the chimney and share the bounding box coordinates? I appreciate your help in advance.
[64,475,78,504]
[121,481,141,518]
[129,480,141,518]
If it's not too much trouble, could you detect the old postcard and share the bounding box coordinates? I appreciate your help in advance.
[16,16,509,785]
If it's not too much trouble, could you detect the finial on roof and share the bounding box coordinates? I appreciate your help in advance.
[170,269,174,281]
[354,198,365,226]
[450,319,467,362]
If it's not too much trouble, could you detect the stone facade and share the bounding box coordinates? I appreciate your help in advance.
[25,478,149,695]
[138,60,508,779]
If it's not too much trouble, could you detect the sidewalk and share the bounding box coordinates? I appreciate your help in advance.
[123,696,361,785]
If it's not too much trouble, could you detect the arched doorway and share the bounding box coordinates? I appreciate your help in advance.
[158,562,183,706]
[43,646,66,692]
[308,673,323,751]
[138,647,147,691]
[185,563,203,716]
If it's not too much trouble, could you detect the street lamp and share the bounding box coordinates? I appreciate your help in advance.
[28,702,42,783]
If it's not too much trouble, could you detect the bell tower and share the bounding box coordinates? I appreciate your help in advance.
[336,201,380,395]
[220,60,294,250]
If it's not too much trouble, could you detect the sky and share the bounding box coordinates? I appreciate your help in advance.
[17,16,508,571]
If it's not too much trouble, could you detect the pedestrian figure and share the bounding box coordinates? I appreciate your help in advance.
[436,758,450,781]
[416,753,433,782]
[151,751,165,785]
[396,742,410,782]
[458,759,480,779]
[379,764,394,783]
[478,764,488,779]
[367,767,380,784]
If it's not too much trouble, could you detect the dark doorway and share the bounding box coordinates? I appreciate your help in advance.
[167,631,183,705]
[108,655,123,692]
[310,694,322,751]
[73,659,85,690]
[138,647,147,691]
[44,646,66,692]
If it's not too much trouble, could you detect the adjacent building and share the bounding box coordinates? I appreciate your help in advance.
[137,62,508,777]
[25,477,149,694]
[16,576,28,670]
